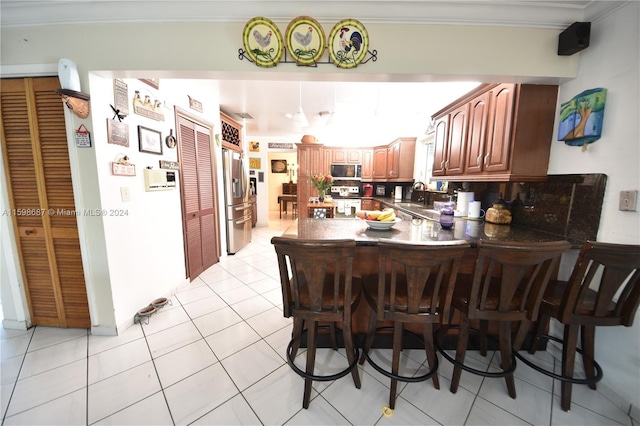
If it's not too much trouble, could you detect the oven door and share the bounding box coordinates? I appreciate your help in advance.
[334,199,362,218]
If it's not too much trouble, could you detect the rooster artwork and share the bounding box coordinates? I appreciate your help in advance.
[328,19,369,69]
[243,17,283,67]
[285,16,326,65]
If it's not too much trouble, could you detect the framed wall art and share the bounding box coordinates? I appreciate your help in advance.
[138,126,163,155]
[271,159,287,173]
[249,157,261,170]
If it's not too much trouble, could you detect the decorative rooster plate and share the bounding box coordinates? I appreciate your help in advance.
[243,17,284,67]
[285,16,326,65]
[328,19,369,69]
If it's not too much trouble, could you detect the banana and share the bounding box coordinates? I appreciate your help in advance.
[378,210,396,222]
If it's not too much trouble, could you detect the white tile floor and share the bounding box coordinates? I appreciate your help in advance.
[0,213,636,425]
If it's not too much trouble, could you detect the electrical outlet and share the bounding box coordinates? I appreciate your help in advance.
[619,190,637,211]
[121,186,131,202]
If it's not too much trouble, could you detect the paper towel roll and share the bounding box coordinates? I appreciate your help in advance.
[456,192,474,215]
[395,186,403,201]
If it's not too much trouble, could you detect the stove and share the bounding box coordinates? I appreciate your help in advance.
[330,185,360,199]
[330,184,362,218]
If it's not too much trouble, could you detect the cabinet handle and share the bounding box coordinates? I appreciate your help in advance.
[477,154,483,165]
[25,229,35,235]
[484,153,490,167]
[440,161,445,169]
[445,160,449,169]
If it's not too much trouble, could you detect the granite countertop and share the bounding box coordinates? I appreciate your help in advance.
[283,216,567,247]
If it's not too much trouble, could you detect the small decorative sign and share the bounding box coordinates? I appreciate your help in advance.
[113,79,129,117]
[249,141,260,152]
[107,118,129,147]
[159,160,180,170]
[188,95,203,112]
[111,162,136,176]
[75,124,91,147]
[268,142,294,150]
[133,90,164,121]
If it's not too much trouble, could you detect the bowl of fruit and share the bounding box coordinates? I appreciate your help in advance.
[356,208,401,230]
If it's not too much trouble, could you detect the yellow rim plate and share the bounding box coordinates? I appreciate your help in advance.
[328,19,369,69]
[285,16,326,65]
[243,17,284,67]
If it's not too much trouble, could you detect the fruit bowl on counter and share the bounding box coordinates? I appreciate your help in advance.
[365,217,401,230]
[356,208,400,230]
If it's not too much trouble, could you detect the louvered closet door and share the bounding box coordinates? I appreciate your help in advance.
[0,77,90,328]
[177,113,219,279]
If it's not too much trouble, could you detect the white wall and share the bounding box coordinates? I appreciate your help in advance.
[548,1,640,412]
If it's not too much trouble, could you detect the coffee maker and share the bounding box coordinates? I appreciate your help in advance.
[362,183,373,197]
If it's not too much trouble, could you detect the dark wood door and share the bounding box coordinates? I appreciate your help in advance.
[177,110,219,279]
[485,84,515,172]
[465,91,490,174]
[0,77,90,328]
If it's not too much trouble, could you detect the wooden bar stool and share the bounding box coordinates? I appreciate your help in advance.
[358,238,470,409]
[522,241,640,411]
[271,237,361,409]
[442,240,570,399]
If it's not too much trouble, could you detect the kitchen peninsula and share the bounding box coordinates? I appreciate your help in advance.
[280,215,568,339]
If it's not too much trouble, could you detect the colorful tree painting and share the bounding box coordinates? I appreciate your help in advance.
[558,88,607,146]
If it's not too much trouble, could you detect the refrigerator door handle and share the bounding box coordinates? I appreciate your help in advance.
[235,217,252,225]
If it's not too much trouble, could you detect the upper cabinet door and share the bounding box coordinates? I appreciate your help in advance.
[465,91,490,174]
[485,84,515,172]
[445,103,469,175]
[432,116,449,176]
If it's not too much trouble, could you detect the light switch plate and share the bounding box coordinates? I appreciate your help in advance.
[121,186,131,202]
[619,190,637,211]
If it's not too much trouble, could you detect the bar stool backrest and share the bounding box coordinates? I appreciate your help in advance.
[376,239,470,323]
[271,237,357,321]
[557,241,640,327]
[469,240,571,321]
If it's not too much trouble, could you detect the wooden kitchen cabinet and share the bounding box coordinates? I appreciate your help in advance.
[431,83,558,182]
[331,148,362,164]
[361,148,373,180]
[386,137,416,181]
[432,104,468,177]
[220,112,242,151]
[372,146,388,179]
[297,143,325,204]
[361,199,374,210]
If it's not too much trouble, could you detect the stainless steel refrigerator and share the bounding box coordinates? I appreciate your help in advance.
[222,149,252,254]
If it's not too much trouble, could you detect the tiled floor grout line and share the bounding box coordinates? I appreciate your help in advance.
[1,328,35,424]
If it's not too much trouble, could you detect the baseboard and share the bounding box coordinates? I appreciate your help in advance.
[90,324,118,336]
[2,319,28,330]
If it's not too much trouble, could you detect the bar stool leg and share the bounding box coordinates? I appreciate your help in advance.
[304,321,318,409]
[498,321,516,398]
[423,322,440,389]
[343,318,361,389]
[390,321,403,409]
[450,314,470,393]
[359,307,377,365]
[581,325,597,390]
[561,324,579,411]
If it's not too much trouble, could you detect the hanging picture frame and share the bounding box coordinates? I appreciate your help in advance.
[138,126,163,155]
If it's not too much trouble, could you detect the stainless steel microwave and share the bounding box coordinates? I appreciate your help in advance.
[330,164,362,179]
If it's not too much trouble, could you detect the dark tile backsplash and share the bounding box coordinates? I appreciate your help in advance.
[505,174,607,245]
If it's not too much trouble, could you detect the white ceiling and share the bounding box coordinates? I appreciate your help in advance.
[1,0,628,145]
